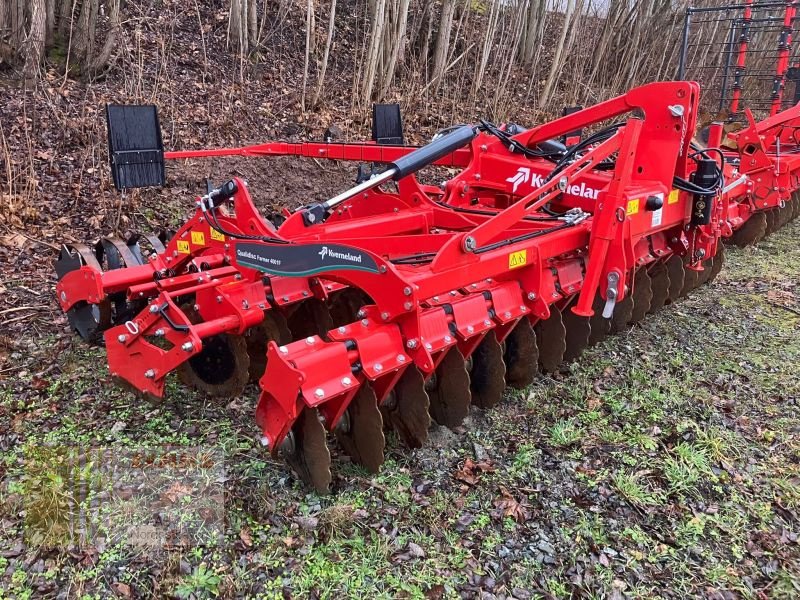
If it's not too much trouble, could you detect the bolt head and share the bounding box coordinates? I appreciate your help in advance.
[484,319,491,327]
[279,346,289,354]
[504,311,512,319]
[338,326,347,334]
[149,304,159,313]
[260,435,270,447]
[397,354,406,363]
[118,334,127,343]
[444,335,452,343]
[374,363,383,372]
[406,339,418,349]
[305,336,315,345]
[314,388,324,399]
[341,377,352,386]
[404,301,413,310]
[381,312,390,321]
[155,329,165,337]
[403,286,412,296]
[144,369,155,378]
[425,342,433,351]
[527,292,536,300]
[181,341,194,352]
[60,291,67,302]
[467,325,474,334]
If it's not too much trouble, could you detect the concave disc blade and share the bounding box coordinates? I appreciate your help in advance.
[503,318,538,389]
[629,268,652,324]
[562,302,591,362]
[731,211,767,247]
[681,262,700,297]
[245,311,292,381]
[55,244,113,344]
[764,209,778,236]
[335,383,385,473]
[469,330,507,409]
[589,294,611,345]
[609,294,634,334]
[426,346,471,428]
[708,245,725,283]
[177,304,250,397]
[328,289,371,329]
[535,308,566,373]
[381,366,431,449]
[286,298,334,340]
[284,407,332,494]
[665,255,685,303]
[792,196,800,220]
[647,263,670,314]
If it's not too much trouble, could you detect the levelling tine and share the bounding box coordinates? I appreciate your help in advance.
[629,268,653,324]
[665,255,685,304]
[283,407,332,494]
[334,382,385,473]
[381,366,431,449]
[176,303,250,397]
[562,299,591,362]
[535,308,567,373]
[286,298,335,340]
[708,245,725,284]
[245,311,292,381]
[647,263,670,314]
[426,346,471,428]
[469,330,507,409]
[588,293,611,345]
[503,317,538,389]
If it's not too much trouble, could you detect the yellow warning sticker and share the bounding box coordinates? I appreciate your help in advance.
[668,189,680,204]
[210,228,225,242]
[191,231,206,246]
[626,198,640,216]
[177,240,190,254]
[509,249,527,269]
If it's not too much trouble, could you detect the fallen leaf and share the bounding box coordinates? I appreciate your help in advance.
[239,528,253,547]
[494,486,530,523]
[112,582,131,597]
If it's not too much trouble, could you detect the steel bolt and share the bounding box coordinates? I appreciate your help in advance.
[338,326,347,334]
[279,346,288,354]
[149,304,159,314]
[467,325,474,334]
[361,319,369,327]
[381,312,390,321]
[404,302,413,310]
[182,342,194,352]
[463,236,477,252]
[379,265,387,273]
[520,305,527,312]
[341,377,352,387]
[216,296,223,303]
[305,336,315,345]
[528,292,536,300]
[425,342,433,351]
[144,369,155,379]
[403,286,412,296]
[60,291,67,302]
[282,296,289,302]
[433,296,440,302]
[118,334,127,343]
[357,310,366,318]
[260,435,270,447]
[397,354,406,363]
[407,339,418,349]
[374,363,383,372]
[484,319,491,327]
[314,388,325,399]
[450,290,457,297]
[155,329,165,337]
[444,335,452,343]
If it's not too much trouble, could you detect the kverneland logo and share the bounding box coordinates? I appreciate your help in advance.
[505,167,601,200]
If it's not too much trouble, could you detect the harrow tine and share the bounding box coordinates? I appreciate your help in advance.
[707,245,725,284]
[468,330,507,409]
[588,294,611,345]
[647,263,670,314]
[536,308,567,372]
[503,317,538,389]
[283,407,332,494]
[334,382,385,473]
[381,366,431,449]
[245,311,292,381]
[731,212,767,247]
[176,303,250,397]
[426,346,471,428]
[286,298,335,340]
[665,255,685,303]
[562,299,591,362]
[629,268,653,324]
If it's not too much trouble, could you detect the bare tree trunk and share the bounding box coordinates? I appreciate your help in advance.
[430,0,455,86]
[87,0,120,74]
[23,0,47,82]
[540,0,577,107]
[301,0,314,111]
[228,0,249,54]
[361,0,386,105]
[45,0,55,45]
[378,0,410,98]
[473,0,500,92]
[312,0,336,108]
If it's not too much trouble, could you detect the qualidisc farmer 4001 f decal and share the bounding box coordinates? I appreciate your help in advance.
[234,242,380,277]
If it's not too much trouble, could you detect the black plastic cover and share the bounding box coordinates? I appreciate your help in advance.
[106,104,165,190]
[372,104,404,145]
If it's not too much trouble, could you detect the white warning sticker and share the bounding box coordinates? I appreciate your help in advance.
[651,193,664,227]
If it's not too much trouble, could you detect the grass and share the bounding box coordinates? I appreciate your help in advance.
[1,221,799,598]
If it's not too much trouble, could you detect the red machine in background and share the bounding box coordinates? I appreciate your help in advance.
[55,81,799,492]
